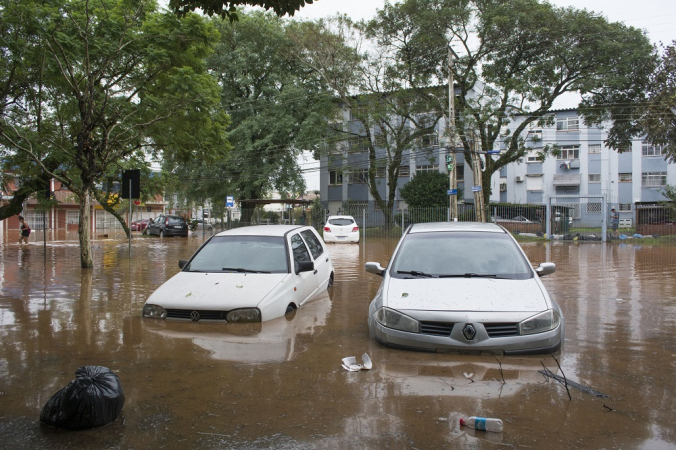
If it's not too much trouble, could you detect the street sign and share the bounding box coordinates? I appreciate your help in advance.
[133,200,141,206]
[447,189,458,195]
[471,185,482,192]
[226,196,234,208]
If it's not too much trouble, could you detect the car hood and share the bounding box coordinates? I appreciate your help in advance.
[146,272,288,309]
[384,277,548,312]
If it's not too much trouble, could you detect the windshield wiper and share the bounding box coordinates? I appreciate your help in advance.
[221,267,270,274]
[396,270,435,278]
[438,273,502,278]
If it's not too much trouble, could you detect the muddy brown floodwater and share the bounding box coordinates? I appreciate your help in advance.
[1,233,676,449]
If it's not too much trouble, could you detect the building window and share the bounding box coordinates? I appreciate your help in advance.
[349,106,367,121]
[329,170,343,185]
[588,174,601,183]
[619,173,632,182]
[642,142,664,156]
[619,203,632,213]
[421,133,439,147]
[374,134,386,147]
[349,169,368,184]
[416,164,439,174]
[67,210,80,225]
[456,165,464,181]
[527,129,542,141]
[526,150,543,163]
[588,144,601,154]
[398,165,410,177]
[350,137,370,152]
[586,202,602,214]
[556,117,579,131]
[375,166,386,178]
[642,172,667,187]
[557,145,580,160]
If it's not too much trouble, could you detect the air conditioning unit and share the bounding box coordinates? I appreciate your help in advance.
[515,176,524,182]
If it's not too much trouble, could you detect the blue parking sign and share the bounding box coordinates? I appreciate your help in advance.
[226,196,234,208]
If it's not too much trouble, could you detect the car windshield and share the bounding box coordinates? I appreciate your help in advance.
[390,231,533,280]
[185,235,288,274]
[329,218,354,226]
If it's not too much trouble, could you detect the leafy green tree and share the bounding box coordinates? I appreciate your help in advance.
[290,16,444,224]
[399,171,451,208]
[641,43,675,161]
[165,11,336,222]
[170,0,310,20]
[662,184,676,221]
[0,0,229,268]
[366,0,655,216]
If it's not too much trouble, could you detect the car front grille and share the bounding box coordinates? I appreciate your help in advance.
[419,321,455,336]
[166,309,228,321]
[483,323,519,337]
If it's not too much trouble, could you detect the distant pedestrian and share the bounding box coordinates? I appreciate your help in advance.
[610,207,619,237]
[300,210,306,225]
[18,215,31,244]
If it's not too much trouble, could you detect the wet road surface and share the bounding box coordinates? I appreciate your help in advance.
[1,233,676,449]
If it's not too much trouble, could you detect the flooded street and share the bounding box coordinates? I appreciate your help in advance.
[1,233,676,449]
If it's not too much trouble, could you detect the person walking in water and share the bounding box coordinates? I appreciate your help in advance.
[19,215,31,244]
[610,207,620,238]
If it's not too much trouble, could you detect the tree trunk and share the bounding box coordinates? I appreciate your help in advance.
[78,188,93,268]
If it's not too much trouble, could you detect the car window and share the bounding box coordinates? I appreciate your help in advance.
[167,217,184,225]
[390,232,533,279]
[328,218,354,226]
[186,236,288,273]
[290,234,312,267]
[300,230,324,260]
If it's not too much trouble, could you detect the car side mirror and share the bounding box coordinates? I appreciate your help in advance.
[365,262,386,276]
[536,262,556,277]
[295,260,314,274]
[178,259,187,269]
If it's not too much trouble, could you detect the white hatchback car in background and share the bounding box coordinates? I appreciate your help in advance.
[143,225,334,323]
[323,215,360,243]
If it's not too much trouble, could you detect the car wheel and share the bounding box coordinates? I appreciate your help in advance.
[328,272,334,289]
[159,230,164,238]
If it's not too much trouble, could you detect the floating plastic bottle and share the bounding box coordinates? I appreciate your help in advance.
[459,416,503,433]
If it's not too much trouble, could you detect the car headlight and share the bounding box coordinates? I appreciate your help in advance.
[519,310,560,335]
[143,304,167,319]
[374,307,419,333]
[227,308,261,323]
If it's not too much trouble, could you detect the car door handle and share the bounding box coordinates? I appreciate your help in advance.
[325,257,329,262]
[313,269,318,274]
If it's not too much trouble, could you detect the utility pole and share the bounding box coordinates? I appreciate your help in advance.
[471,135,486,222]
[447,47,458,221]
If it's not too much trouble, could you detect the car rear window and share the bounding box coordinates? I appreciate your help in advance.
[328,218,354,226]
[167,217,185,225]
[186,235,288,273]
[390,232,533,279]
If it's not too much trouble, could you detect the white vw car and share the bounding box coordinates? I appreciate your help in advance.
[365,222,563,355]
[143,225,334,323]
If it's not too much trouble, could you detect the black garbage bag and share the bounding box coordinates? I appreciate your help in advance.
[40,365,125,430]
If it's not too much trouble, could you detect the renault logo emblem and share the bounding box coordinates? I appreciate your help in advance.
[190,311,200,322]
[462,324,476,341]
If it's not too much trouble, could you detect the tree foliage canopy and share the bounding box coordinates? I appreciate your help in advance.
[169,0,311,21]
[0,0,229,267]
[399,171,450,208]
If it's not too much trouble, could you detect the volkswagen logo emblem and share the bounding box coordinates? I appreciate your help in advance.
[190,311,200,322]
[462,324,476,341]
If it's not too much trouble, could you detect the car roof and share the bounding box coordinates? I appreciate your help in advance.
[327,215,355,220]
[215,225,309,237]
[408,222,506,234]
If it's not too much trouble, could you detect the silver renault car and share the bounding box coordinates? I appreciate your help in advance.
[365,222,563,354]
